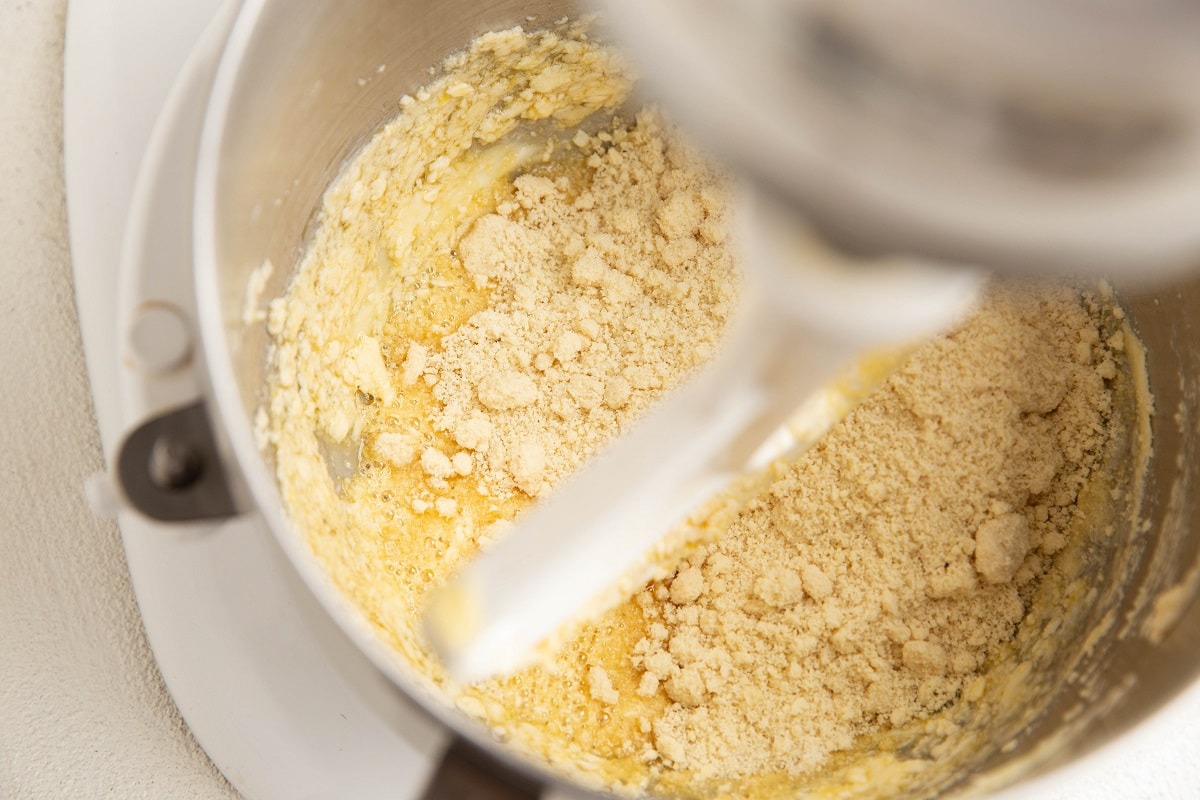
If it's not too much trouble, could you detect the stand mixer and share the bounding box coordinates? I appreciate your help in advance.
[612,0,1200,277]
[87,1,1200,797]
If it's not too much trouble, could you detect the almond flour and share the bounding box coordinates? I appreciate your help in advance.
[420,116,735,502]
[264,22,1146,800]
[625,285,1124,783]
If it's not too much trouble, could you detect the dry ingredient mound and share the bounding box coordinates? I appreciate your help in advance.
[426,122,734,502]
[628,285,1121,781]
[263,21,1143,800]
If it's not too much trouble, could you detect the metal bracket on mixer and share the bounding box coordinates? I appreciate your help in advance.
[116,400,240,522]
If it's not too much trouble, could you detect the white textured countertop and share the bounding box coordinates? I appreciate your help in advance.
[0,1,234,797]
[1,1,1196,798]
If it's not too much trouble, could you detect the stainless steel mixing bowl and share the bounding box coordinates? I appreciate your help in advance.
[177,0,1200,795]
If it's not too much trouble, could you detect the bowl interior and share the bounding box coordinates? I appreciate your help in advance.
[194,0,1200,795]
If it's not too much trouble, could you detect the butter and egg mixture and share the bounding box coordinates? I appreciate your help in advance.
[261,22,1150,800]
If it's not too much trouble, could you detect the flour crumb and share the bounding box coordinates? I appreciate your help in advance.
[800,563,834,601]
[554,331,586,363]
[668,667,709,708]
[477,371,539,411]
[345,336,395,404]
[670,567,705,605]
[637,671,660,697]
[401,342,428,386]
[571,249,607,287]
[420,447,454,480]
[755,566,804,608]
[453,412,493,452]
[975,512,1032,584]
[587,666,620,705]
[374,432,415,467]
[902,640,948,677]
[451,452,474,476]
[509,439,548,496]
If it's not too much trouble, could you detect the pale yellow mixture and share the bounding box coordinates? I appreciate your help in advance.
[262,23,1149,800]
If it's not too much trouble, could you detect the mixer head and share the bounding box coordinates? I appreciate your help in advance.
[602,0,1200,282]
